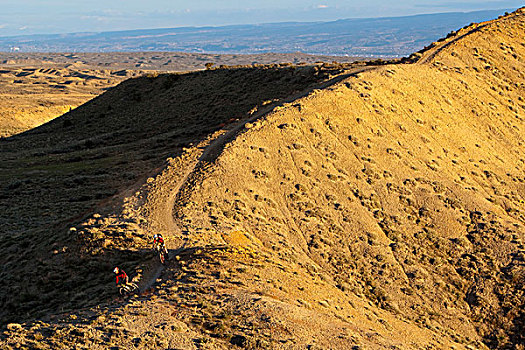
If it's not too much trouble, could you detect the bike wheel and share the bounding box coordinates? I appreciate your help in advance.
[119,283,138,296]
[159,251,165,264]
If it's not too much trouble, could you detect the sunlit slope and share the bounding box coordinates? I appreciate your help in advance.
[0,67,137,137]
[176,9,525,348]
[0,104,72,138]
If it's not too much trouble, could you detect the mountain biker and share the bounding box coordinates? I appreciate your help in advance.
[113,267,128,286]
[153,233,168,254]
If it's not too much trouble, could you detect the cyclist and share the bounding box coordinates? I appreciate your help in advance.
[113,267,128,286]
[153,233,168,255]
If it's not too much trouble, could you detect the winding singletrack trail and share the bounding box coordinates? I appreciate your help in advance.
[134,20,498,290]
[135,66,377,291]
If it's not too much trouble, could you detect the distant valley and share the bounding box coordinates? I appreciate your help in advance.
[0,9,510,57]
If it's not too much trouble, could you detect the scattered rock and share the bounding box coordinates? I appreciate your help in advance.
[6,323,22,331]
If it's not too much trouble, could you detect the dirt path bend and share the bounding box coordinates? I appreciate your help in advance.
[134,66,377,291]
[167,67,377,228]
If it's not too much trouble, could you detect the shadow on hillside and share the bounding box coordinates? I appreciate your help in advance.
[0,240,158,324]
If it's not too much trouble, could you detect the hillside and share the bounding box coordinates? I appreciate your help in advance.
[0,52,360,72]
[0,53,360,138]
[1,8,524,350]
[0,62,359,345]
[0,10,509,56]
[0,67,141,138]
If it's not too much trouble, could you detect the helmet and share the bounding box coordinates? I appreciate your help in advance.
[154,234,158,239]
[113,267,119,274]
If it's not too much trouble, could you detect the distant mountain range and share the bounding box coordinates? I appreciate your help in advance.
[0,9,509,57]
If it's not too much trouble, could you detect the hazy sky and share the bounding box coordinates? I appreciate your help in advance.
[0,0,522,36]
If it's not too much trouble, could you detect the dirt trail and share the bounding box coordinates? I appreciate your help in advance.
[136,66,376,292]
[417,23,490,65]
[163,66,375,230]
[416,10,521,65]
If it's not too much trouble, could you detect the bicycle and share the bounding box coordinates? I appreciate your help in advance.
[155,243,169,264]
[119,282,139,296]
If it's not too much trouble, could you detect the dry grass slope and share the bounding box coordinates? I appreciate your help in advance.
[0,53,362,138]
[175,9,525,349]
[0,8,524,350]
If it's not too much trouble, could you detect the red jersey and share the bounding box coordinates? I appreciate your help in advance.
[116,271,128,285]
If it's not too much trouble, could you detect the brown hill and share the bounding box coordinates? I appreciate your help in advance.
[1,8,524,350]
[0,63,359,345]
[0,67,142,138]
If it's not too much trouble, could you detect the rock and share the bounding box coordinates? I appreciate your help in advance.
[297,299,312,308]
[7,323,22,331]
